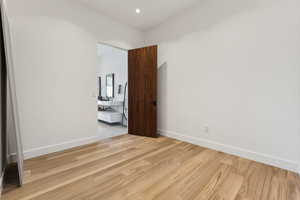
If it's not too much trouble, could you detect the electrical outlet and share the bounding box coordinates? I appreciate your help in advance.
[203,126,209,136]
[204,126,209,133]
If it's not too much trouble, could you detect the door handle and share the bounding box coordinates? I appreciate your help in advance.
[152,101,157,106]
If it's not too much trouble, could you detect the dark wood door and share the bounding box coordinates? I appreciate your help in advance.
[128,45,157,138]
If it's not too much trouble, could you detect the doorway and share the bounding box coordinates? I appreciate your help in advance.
[96,44,128,138]
[96,43,158,139]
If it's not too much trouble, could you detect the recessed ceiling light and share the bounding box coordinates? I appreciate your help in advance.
[135,8,141,14]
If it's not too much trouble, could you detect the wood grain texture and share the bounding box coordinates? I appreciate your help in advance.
[128,45,157,138]
[2,134,300,200]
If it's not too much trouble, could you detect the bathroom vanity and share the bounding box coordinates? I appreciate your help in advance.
[97,100,123,124]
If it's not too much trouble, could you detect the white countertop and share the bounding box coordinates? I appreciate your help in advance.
[98,100,123,107]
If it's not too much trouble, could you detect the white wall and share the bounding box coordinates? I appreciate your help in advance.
[96,44,128,102]
[6,0,143,158]
[145,0,300,172]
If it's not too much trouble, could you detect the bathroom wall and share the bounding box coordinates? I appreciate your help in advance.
[96,44,128,102]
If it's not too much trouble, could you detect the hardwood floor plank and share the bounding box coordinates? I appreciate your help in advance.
[2,135,300,200]
[73,142,196,199]
[25,136,161,183]
[209,172,243,200]
[153,151,225,200]
[193,164,232,200]
[287,172,300,200]
[235,162,269,200]
[140,149,220,200]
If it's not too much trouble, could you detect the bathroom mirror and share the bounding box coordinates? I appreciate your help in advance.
[98,76,101,100]
[106,73,114,98]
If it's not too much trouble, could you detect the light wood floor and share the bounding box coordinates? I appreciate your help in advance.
[2,134,300,200]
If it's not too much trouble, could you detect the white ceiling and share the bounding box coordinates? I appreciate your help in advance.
[77,0,200,31]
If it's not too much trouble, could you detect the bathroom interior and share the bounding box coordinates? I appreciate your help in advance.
[96,43,128,137]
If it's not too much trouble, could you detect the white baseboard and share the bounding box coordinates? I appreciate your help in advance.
[8,130,300,174]
[10,135,105,160]
[158,129,299,173]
